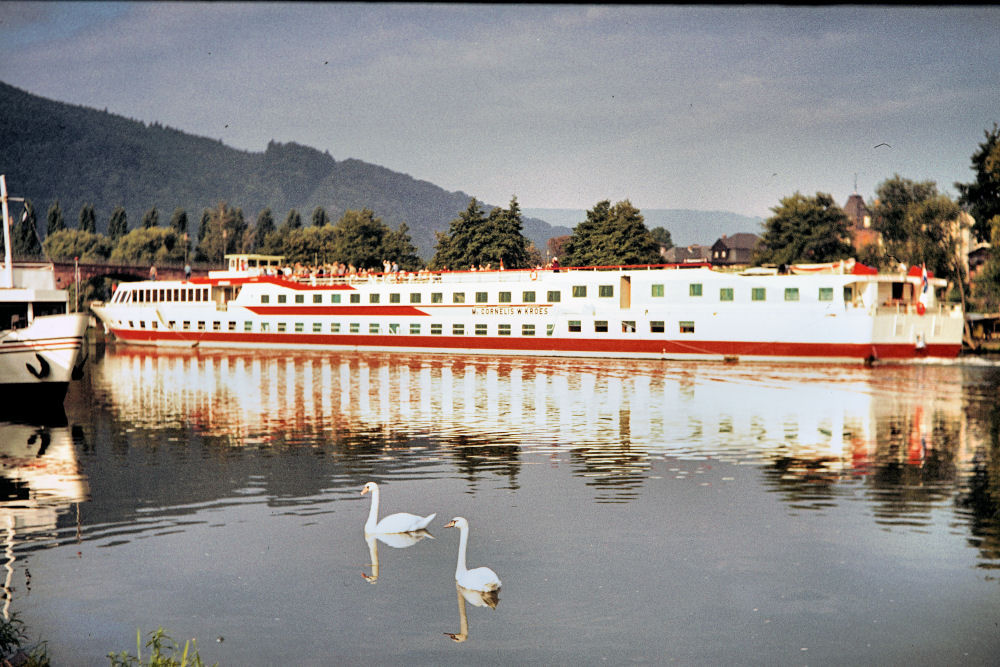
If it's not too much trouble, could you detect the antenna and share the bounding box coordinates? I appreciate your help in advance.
[853,173,858,193]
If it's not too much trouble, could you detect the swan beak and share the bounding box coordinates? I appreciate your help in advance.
[361,487,369,496]
[443,520,456,528]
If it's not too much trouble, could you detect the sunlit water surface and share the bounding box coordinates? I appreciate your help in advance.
[3,346,1000,665]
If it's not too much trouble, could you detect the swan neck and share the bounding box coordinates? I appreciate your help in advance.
[455,523,469,577]
[365,486,380,532]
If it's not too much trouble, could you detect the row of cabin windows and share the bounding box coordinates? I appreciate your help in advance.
[259,287,622,305]
[122,287,209,303]
[126,319,696,335]
[657,284,838,302]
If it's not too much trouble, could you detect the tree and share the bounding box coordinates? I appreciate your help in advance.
[753,192,853,266]
[562,200,661,267]
[42,229,112,262]
[547,234,570,263]
[13,200,43,258]
[110,227,185,265]
[327,208,405,269]
[46,200,65,237]
[169,208,188,235]
[107,206,129,243]
[253,208,276,251]
[78,203,97,233]
[650,227,673,250]
[195,202,247,263]
[872,175,939,244]
[141,207,159,229]
[956,123,1000,243]
[380,221,422,271]
[311,206,330,227]
[430,197,532,269]
[282,209,302,232]
[197,209,211,243]
[972,217,1000,311]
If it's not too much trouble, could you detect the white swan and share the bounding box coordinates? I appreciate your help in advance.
[444,517,501,592]
[361,482,436,534]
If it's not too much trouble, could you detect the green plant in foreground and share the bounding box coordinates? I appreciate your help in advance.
[108,628,215,667]
[0,614,50,666]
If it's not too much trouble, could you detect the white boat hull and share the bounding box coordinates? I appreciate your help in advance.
[0,313,89,402]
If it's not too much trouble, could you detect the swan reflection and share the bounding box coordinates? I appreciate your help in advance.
[445,581,500,642]
[362,530,434,584]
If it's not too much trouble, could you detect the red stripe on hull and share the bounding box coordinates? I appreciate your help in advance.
[107,329,961,361]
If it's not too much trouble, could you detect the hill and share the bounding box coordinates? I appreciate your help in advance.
[523,208,763,247]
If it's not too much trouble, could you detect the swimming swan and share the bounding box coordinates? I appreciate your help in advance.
[444,517,501,592]
[361,482,436,535]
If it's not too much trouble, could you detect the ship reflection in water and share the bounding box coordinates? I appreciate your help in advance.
[0,415,88,619]
[91,348,1000,566]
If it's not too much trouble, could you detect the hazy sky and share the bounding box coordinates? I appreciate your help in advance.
[2,3,998,218]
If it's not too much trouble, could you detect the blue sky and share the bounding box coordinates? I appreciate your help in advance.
[1,3,998,218]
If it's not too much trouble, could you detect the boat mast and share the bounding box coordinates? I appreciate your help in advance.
[0,175,14,289]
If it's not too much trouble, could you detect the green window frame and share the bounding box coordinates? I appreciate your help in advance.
[598,285,614,298]
[651,284,664,297]
[277,322,286,332]
[295,294,304,304]
[475,323,488,336]
[522,324,536,336]
[349,323,360,333]
[499,291,512,303]
[476,291,488,303]
[431,323,442,335]
[819,287,834,301]
[369,323,380,334]
[331,322,341,333]
[409,323,421,335]
[650,321,665,333]
[294,322,304,332]
[331,294,341,303]
[720,287,734,301]
[388,323,399,334]
[498,324,511,336]
[350,293,361,304]
[689,283,703,297]
[453,292,466,304]
[621,320,636,333]
[784,287,800,302]
[409,292,421,303]
[244,321,252,331]
[452,323,465,335]
[389,293,401,303]
[594,320,608,333]
[523,290,536,303]
[572,286,587,298]
[679,321,695,333]
[278,294,287,304]
[547,290,561,302]
[312,323,322,333]
[312,294,322,304]
[568,320,582,332]
[369,293,380,304]
[752,287,766,301]
[431,292,443,303]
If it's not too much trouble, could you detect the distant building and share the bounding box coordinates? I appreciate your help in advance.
[663,244,711,263]
[710,233,759,266]
[844,193,880,251]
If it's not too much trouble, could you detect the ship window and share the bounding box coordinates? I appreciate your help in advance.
[751,288,766,301]
[213,321,222,331]
[370,293,380,304]
[278,294,287,304]
[389,323,399,334]
[431,292,443,303]
[689,283,703,297]
[453,292,466,304]
[198,321,206,331]
[452,323,465,335]
[168,320,176,329]
[622,321,636,333]
[572,286,587,297]
[520,291,534,303]
[261,322,269,332]
[278,323,286,332]
[172,289,179,301]
[651,284,664,297]
[522,324,536,336]
[843,286,852,303]
[350,294,361,304]
[651,320,665,333]
[410,323,421,335]
[350,323,360,333]
[599,285,614,298]
[312,322,321,333]
[547,290,561,302]
[784,287,799,302]
[498,324,511,336]
[313,294,322,303]
[568,320,582,332]
[295,322,304,332]
[369,323,380,334]
[261,295,270,304]
[594,320,608,333]
[332,294,341,304]
[159,289,165,301]
[476,291,488,303]
[410,292,422,304]
[295,294,304,304]
[331,322,340,333]
[720,288,734,301]
[680,321,695,333]
[140,320,146,329]
[546,323,555,336]
[182,321,190,330]
[390,293,401,303]
[499,291,512,303]
[431,323,442,335]
[244,321,252,331]
[475,323,488,336]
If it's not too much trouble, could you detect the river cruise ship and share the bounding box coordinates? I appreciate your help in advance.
[89,254,964,364]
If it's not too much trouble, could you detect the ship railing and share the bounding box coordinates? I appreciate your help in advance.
[874,302,961,316]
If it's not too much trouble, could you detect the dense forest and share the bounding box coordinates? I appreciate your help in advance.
[0,81,568,257]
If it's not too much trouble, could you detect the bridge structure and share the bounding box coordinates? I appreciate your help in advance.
[49,261,212,290]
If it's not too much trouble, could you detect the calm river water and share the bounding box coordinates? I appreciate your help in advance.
[3,346,1000,665]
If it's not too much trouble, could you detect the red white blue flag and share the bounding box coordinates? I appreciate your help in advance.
[921,264,928,294]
